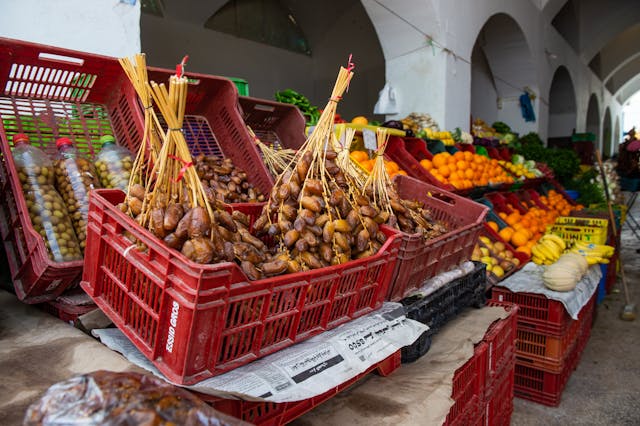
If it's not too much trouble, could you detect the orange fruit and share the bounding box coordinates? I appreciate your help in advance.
[439,165,451,177]
[351,116,368,125]
[432,153,449,169]
[511,230,530,247]
[464,168,475,180]
[516,245,532,257]
[386,160,400,172]
[505,213,521,226]
[487,221,499,232]
[499,227,514,242]
[350,150,369,163]
[420,159,433,171]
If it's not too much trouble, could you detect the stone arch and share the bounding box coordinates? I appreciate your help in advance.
[470,13,537,134]
[548,66,577,139]
[586,94,600,149]
[614,115,621,152]
[602,108,612,158]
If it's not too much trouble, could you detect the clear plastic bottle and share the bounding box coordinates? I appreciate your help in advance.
[94,135,134,191]
[53,137,101,251]
[12,134,82,262]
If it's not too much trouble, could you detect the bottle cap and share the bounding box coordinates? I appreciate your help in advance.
[56,137,73,148]
[100,134,116,145]
[12,133,29,144]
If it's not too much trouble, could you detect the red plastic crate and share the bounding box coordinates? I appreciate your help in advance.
[483,359,515,426]
[445,342,487,425]
[456,144,476,154]
[483,302,518,385]
[490,287,573,336]
[402,137,458,192]
[198,350,401,426]
[515,297,594,373]
[384,136,449,189]
[486,192,527,215]
[39,292,98,324]
[0,38,143,303]
[143,67,274,199]
[238,96,306,150]
[513,293,595,406]
[81,189,400,385]
[387,175,488,301]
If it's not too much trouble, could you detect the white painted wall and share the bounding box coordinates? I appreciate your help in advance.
[0,0,140,57]
[362,0,624,153]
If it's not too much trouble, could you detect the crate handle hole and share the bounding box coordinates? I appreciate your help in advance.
[38,53,84,67]
[253,104,275,113]
[186,77,201,85]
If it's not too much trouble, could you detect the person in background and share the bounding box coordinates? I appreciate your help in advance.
[617,127,640,178]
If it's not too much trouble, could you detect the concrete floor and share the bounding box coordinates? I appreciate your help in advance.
[511,194,640,426]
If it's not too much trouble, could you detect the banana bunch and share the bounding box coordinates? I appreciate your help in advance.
[531,234,566,265]
[568,241,615,265]
[543,252,589,292]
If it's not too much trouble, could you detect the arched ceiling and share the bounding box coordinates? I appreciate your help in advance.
[548,0,640,103]
[474,13,536,98]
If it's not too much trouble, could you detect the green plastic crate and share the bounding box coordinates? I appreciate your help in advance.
[571,132,595,142]
[227,77,249,96]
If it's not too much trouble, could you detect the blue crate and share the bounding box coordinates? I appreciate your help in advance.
[597,263,608,304]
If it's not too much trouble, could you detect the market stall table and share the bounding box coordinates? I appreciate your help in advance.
[0,290,145,425]
[1,285,508,425]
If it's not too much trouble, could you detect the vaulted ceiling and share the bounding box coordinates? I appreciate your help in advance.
[546,0,640,104]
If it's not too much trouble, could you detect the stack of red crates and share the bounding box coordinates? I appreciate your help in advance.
[491,287,596,406]
[444,302,518,425]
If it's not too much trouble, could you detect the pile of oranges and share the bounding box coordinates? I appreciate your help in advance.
[350,150,407,178]
[486,189,584,257]
[419,151,515,190]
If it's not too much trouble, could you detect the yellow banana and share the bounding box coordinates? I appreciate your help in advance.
[542,240,562,258]
[538,241,560,260]
[531,245,546,260]
[531,254,546,265]
[541,234,566,251]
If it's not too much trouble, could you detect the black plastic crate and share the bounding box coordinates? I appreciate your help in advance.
[401,262,487,363]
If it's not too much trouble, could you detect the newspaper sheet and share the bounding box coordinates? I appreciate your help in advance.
[94,302,427,403]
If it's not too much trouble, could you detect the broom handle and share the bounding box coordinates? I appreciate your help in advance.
[595,150,630,305]
[595,150,617,237]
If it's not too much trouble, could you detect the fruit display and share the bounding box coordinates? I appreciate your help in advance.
[53,137,102,251]
[349,150,407,179]
[531,234,566,265]
[94,135,134,191]
[401,112,439,135]
[471,234,521,283]
[471,118,499,140]
[195,154,266,204]
[543,252,589,292]
[119,55,256,267]
[488,189,583,257]
[567,241,615,265]
[12,134,83,262]
[422,128,455,146]
[499,154,543,180]
[419,150,514,190]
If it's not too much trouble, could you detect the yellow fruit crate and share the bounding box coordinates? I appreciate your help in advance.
[555,216,608,229]
[547,216,608,244]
